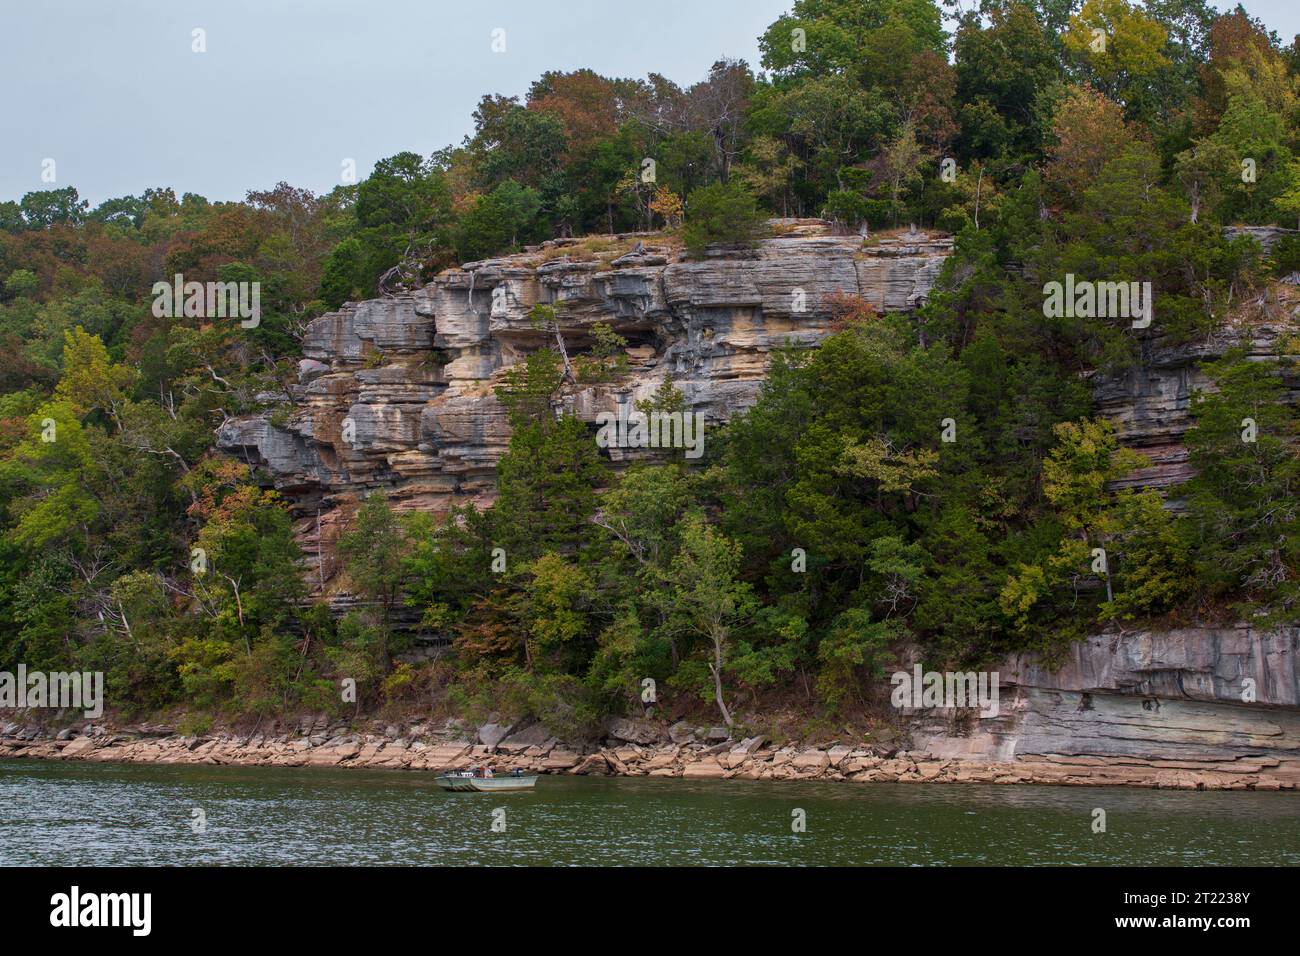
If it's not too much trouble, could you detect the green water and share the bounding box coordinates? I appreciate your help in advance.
[2,760,1296,866]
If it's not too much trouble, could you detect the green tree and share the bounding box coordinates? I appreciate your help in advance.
[759,0,947,82]
[1184,351,1300,620]
[682,181,766,255]
[19,188,89,228]
[659,515,756,728]
[338,491,410,630]
[354,152,453,289]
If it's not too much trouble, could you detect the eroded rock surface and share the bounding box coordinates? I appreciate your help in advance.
[217,224,953,589]
[204,226,1300,778]
[909,626,1300,768]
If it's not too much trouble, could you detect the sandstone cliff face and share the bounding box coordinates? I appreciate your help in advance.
[1096,226,1300,495]
[1092,323,1299,495]
[213,224,1300,775]
[219,226,1299,536]
[909,626,1300,776]
[6,627,1297,787]
[217,224,953,577]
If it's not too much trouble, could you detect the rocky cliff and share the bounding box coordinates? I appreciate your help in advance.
[1092,320,1300,497]
[6,625,1298,787]
[208,223,1300,780]
[217,222,1300,585]
[906,625,1300,785]
[217,223,953,583]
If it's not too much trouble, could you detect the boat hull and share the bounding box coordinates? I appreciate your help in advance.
[433,774,538,792]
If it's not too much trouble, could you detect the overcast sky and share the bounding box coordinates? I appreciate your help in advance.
[1,0,1298,207]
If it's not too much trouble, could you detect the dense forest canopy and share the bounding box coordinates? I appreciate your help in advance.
[2,1,1299,733]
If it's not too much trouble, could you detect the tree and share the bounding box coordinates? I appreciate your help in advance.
[684,59,755,182]
[754,74,887,197]
[320,237,370,308]
[337,491,409,629]
[1000,419,1144,631]
[182,463,305,660]
[1044,84,1135,203]
[1063,0,1171,120]
[1102,488,1193,621]
[648,186,684,228]
[1184,351,1300,620]
[759,0,947,82]
[454,180,542,261]
[953,4,1061,163]
[659,515,755,728]
[518,553,595,671]
[1173,139,1236,223]
[19,188,89,228]
[0,401,100,552]
[354,152,453,289]
[55,328,134,430]
[682,181,766,255]
[492,348,608,559]
[1207,92,1294,224]
[527,69,623,158]
[734,136,803,218]
[469,102,568,189]
[1194,7,1292,134]
[2,269,38,300]
[877,120,929,226]
[1273,158,1300,228]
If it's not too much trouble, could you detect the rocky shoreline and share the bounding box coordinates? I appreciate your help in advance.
[4,715,1297,791]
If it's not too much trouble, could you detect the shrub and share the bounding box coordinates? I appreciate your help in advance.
[1272,233,1300,276]
[822,190,870,232]
[682,181,766,256]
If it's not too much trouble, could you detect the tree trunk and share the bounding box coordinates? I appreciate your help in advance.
[709,632,733,728]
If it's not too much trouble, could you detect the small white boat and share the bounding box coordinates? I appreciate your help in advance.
[434,769,538,792]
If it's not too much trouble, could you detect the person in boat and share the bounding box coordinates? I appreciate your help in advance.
[483,765,494,778]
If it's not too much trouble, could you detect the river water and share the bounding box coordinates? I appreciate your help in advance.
[2,760,1296,866]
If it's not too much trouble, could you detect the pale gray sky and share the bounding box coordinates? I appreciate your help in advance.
[1,0,1297,207]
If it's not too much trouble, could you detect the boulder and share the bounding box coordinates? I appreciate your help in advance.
[60,737,97,758]
[604,717,663,746]
[476,721,514,751]
[642,751,678,771]
[543,751,581,770]
[573,753,612,775]
[424,744,470,769]
[298,358,330,383]
[496,723,556,755]
[791,750,831,773]
[668,721,696,745]
[682,757,727,779]
[827,745,853,768]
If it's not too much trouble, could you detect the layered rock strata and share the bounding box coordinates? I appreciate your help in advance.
[6,624,1297,790]
[908,625,1300,778]
[216,225,953,583]
[3,694,1295,792]
[198,225,1300,781]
